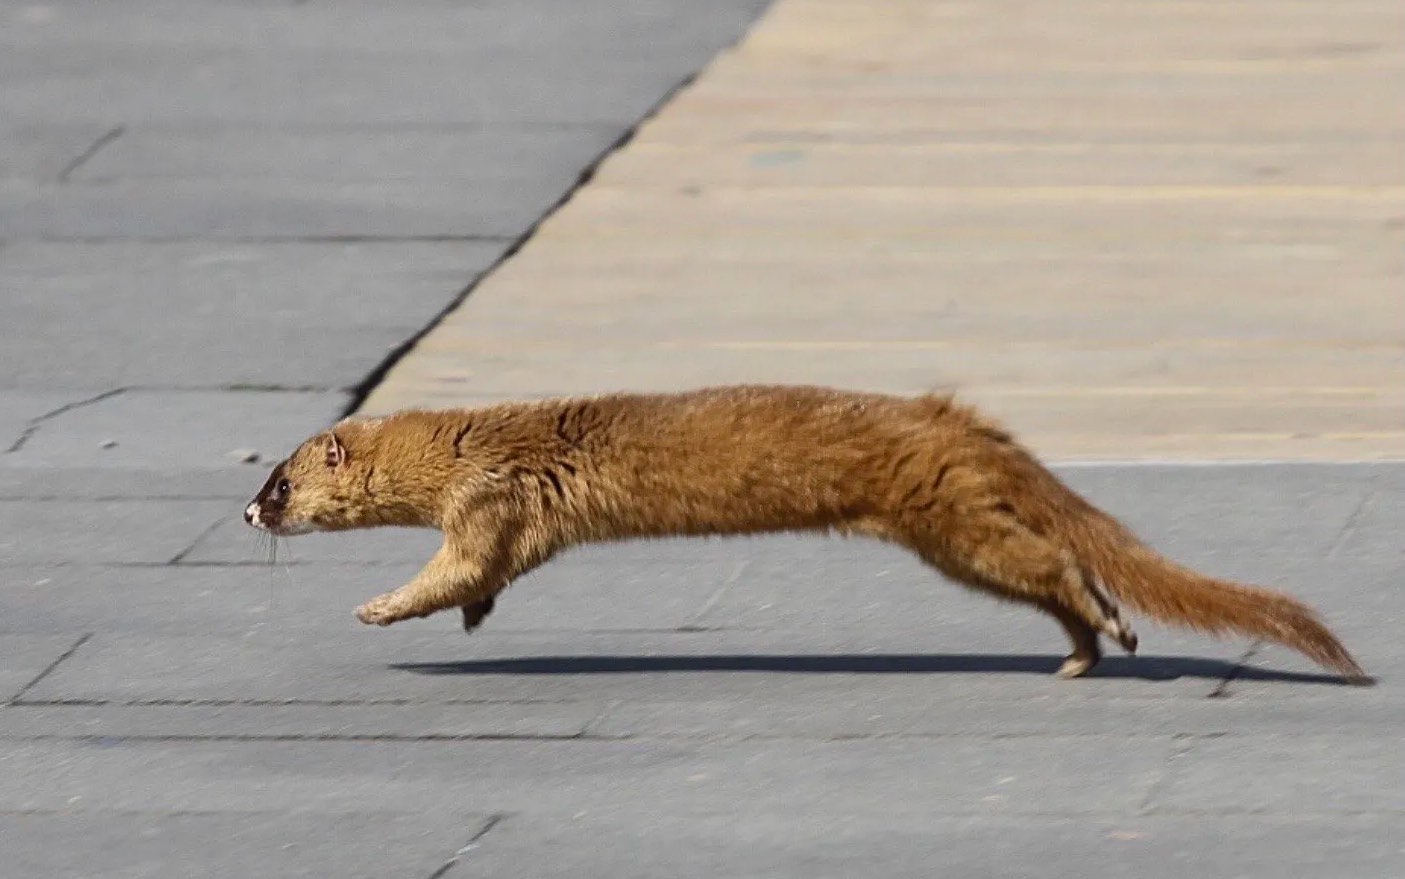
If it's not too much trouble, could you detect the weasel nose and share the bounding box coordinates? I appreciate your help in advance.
[244,502,258,525]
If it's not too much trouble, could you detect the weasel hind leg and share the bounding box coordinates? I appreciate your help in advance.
[906,510,1136,678]
[1043,600,1103,679]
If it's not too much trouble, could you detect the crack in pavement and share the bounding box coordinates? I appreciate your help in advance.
[8,633,93,704]
[1324,489,1377,559]
[679,558,752,632]
[167,517,232,565]
[5,388,126,453]
[1207,641,1262,699]
[1136,736,1198,815]
[56,125,125,183]
[426,815,506,879]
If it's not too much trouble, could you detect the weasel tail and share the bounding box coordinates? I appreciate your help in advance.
[989,439,1371,683]
[1084,541,1369,683]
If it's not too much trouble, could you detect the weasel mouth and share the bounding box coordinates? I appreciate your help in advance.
[244,501,295,534]
[246,509,315,537]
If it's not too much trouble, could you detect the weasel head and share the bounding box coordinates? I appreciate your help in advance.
[244,428,369,536]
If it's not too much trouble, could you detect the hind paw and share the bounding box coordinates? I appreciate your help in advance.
[1109,621,1138,655]
[1056,652,1100,679]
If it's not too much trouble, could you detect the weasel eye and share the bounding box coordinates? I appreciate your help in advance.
[276,478,291,496]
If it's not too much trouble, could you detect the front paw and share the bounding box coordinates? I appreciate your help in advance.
[355,591,404,626]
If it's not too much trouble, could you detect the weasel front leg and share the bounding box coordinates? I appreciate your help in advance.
[460,596,496,632]
[354,540,485,626]
[355,511,538,627]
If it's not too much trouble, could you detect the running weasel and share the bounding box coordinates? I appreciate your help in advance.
[244,385,1370,683]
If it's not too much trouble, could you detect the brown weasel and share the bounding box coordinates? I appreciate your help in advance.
[244,384,1370,683]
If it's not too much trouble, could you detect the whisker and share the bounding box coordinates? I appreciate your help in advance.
[279,540,299,586]
[260,535,276,621]
[242,527,269,566]
[241,528,300,627]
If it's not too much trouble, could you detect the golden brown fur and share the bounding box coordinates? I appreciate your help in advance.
[245,384,1370,683]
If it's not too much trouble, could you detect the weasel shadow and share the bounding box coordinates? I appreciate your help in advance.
[391,653,1352,686]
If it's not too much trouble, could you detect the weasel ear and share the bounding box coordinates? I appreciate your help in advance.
[324,432,348,468]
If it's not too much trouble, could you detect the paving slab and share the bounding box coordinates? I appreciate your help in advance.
[0,1,770,127]
[0,702,600,740]
[1053,464,1386,579]
[0,499,232,566]
[0,0,770,58]
[1158,735,1405,814]
[0,738,688,815]
[0,563,423,637]
[0,557,729,637]
[587,683,1403,740]
[456,813,1405,879]
[0,811,497,879]
[0,465,260,500]
[2,178,557,241]
[8,390,346,468]
[0,241,507,390]
[15,626,1257,708]
[0,737,1173,816]
[0,57,700,130]
[70,124,624,185]
[3,679,1396,744]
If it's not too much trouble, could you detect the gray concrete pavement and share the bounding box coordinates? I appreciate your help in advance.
[1,2,1402,878]
[1,461,1401,877]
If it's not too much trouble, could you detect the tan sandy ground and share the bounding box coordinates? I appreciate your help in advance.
[362,0,1405,461]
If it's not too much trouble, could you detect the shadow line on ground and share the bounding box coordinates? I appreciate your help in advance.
[391,653,1349,685]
